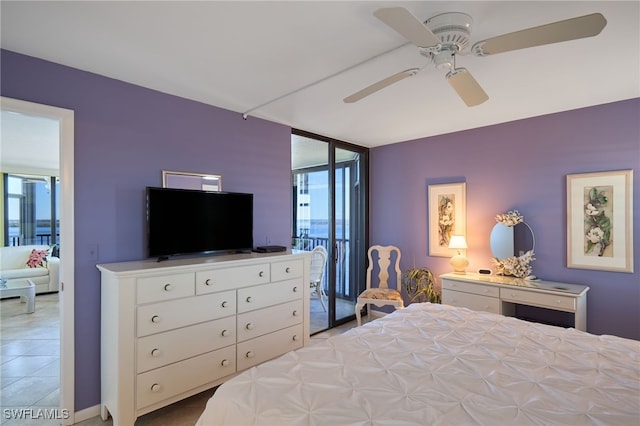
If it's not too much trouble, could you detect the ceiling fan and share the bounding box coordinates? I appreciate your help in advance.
[344,7,607,107]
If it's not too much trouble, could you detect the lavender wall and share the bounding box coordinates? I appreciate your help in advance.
[1,50,293,411]
[370,98,640,340]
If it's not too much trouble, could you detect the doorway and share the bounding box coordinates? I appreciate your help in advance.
[291,131,367,334]
[0,97,75,424]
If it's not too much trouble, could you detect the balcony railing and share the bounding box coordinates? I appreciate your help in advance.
[292,236,354,300]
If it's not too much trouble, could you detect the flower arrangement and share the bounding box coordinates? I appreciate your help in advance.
[492,250,535,278]
[495,210,523,227]
[584,187,611,256]
[492,210,535,278]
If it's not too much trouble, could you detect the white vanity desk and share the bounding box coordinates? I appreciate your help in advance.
[441,272,589,331]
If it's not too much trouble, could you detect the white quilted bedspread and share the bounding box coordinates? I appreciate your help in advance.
[197,303,640,425]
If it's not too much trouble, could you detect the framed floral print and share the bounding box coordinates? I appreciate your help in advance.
[567,169,633,273]
[428,182,466,257]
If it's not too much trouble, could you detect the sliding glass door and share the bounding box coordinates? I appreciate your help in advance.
[292,131,367,334]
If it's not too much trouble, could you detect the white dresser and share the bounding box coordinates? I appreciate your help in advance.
[441,272,589,331]
[98,251,310,426]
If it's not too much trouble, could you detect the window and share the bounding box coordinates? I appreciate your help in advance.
[4,173,59,247]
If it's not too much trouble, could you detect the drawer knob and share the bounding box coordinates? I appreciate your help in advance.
[292,334,298,341]
[246,323,254,330]
[151,315,161,323]
[292,286,298,293]
[221,359,230,367]
[285,267,291,273]
[163,283,172,291]
[221,329,229,337]
[151,383,160,393]
[151,348,160,357]
[245,351,255,359]
[292,310,298,317]
[205,279,213,286]
[259,271,264,277]
[246,296,252,303]
[221,301,228,308]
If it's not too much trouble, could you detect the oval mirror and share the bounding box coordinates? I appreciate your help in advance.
[490,222,535,259]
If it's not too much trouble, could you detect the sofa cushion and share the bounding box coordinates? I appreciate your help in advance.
[26,249,49,268]
[2,268,49,279]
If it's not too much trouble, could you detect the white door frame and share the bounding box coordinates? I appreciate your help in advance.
[1,96,75,424]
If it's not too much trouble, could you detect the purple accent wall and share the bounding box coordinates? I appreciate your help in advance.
[1,50,292,411]
[370,98,640,340]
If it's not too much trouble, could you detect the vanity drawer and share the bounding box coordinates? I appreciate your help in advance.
[271,259,303,281]
[137,290,236,337]
[137,273,194,304]
[442,289,500,314]
[237,324,303,370]
[500,288,576,312]
[137,316,236,373]
[237,279,302,313]
[237,299,303,342]
[196,264,270,294]
[441,279,499,298]
[136,345,236,410]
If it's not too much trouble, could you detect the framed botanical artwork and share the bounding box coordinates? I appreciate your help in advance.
[428,182,466,257]
[567,169,634,273]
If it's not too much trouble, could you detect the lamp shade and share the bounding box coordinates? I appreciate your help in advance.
[448,235,468,250]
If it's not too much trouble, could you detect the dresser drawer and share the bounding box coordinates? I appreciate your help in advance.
[442,289,500,314]
[137,316,236,373]
[237,299,303,342]
[137,290,236,337]
[271,259,303,282]
[137,273,195,304]
[196,263,270,294]
[501,288,576,312]
[237,279,302,313]
[237,324,303,370]
[136,345,236,410]
[441,278,500,298]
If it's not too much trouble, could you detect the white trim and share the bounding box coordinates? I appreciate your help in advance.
[0,97,75,424]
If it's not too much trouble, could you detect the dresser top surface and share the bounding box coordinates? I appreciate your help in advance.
[440,272,589,296]
[97,250,309,274]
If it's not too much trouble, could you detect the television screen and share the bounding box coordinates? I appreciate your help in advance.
[146,187,253,258]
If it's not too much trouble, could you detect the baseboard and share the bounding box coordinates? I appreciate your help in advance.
[72,404,101,424]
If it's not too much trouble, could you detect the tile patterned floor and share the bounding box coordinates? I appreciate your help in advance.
[1,292,363,425]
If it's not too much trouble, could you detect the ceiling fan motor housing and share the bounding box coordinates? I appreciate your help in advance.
[421,12,473,68]
[424,12,473,50]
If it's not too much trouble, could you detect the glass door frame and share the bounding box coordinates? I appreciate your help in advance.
[292,129,369,331]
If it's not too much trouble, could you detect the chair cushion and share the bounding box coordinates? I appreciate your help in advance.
[359,288,402,301]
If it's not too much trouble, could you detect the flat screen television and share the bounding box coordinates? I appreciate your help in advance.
[146,187,253,259]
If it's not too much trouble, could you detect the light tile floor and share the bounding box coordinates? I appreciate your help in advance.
[1,293,364,425]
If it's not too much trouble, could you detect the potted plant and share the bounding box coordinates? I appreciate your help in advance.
[402,267,441,304]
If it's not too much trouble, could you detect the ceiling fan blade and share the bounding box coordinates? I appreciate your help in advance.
[344,68,419,103]
[473,13,607,56]
[374,7,440,47]
[446,68,488,107]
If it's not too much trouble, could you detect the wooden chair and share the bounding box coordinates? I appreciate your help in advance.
[355,245,404,326]
[309,245,328,311]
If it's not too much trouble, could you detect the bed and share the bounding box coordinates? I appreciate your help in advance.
[196,303,639,425]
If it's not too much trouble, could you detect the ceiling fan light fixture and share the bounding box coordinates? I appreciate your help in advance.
[433,49,455,70]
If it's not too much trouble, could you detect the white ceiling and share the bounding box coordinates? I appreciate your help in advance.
[1,1,639,149]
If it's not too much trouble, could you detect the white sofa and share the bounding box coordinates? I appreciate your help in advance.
[0,245,60,295]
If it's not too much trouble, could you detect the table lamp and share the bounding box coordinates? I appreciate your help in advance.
[448,235,469,274]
